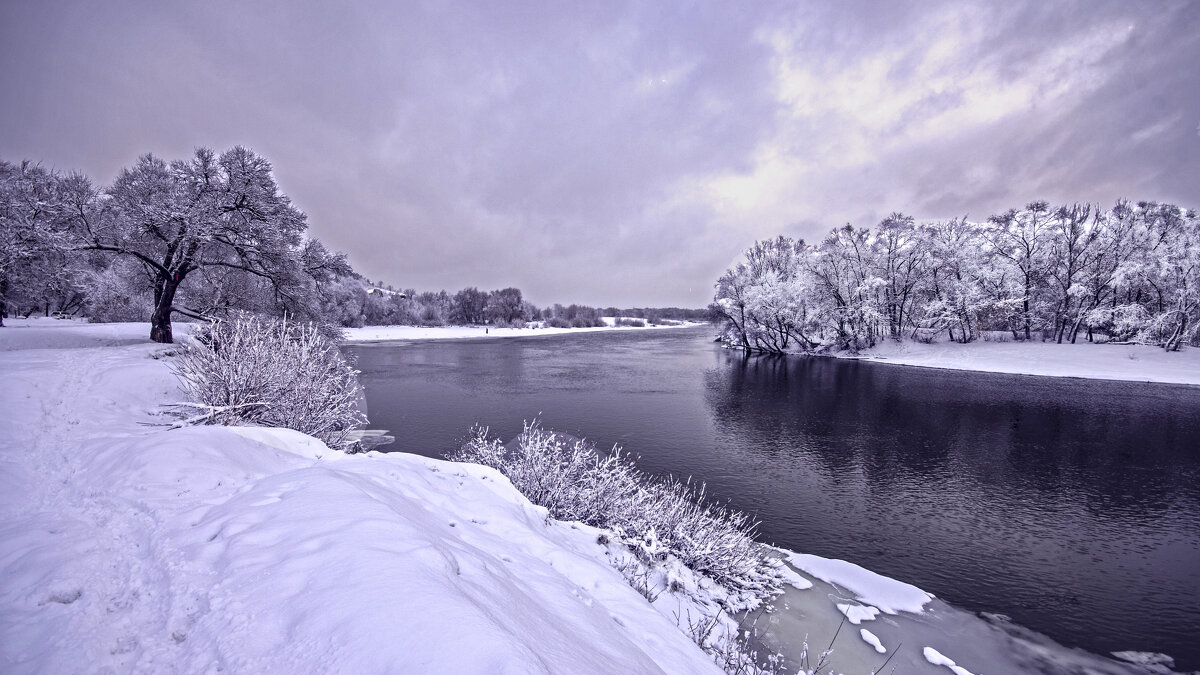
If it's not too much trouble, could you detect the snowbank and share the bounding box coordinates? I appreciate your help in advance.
[785,551,933,615]
[841,337,1200,386]
[343,319,700,343]
[0,325,719,673]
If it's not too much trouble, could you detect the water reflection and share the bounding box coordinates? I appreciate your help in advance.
[702,349,1200,669]
[348,329,1200,669]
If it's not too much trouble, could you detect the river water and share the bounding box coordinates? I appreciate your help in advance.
[346,326,1200,670]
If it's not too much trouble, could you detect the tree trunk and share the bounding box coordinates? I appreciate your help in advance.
[0,273,7,327]
[1023,281,1031,340]
[150,276,180,343]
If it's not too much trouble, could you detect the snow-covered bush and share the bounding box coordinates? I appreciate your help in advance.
[173,313,366,451]
[448,422,782,604]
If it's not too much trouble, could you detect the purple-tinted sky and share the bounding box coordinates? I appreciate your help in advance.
[2,1,1197,307]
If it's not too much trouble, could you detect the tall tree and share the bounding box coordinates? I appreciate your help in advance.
[71,147,312,343]
[985,201,1051,340]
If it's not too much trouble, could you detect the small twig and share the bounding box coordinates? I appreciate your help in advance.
[159,401,268,428]
[874,640,901,674]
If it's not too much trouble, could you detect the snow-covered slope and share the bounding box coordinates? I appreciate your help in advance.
[0,323,718,674]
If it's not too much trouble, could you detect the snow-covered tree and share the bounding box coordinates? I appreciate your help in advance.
[873,213,928,339]
[715,200,1200,353]
[0,161,84,324]
[72,147,318,343]
[919,218,989,342]
[485,287,525,325]
[451,287,489,324]
[983,201,1052,340]
[714,236,816,353]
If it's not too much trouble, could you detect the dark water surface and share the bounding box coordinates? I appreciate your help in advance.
[347,327,1200,669]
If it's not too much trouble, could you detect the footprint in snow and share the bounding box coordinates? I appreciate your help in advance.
[40,588,82,605]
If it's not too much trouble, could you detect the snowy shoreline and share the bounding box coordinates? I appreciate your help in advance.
[0,320,722,673]
[827,338,1200,387]
[342,319,704,343]
[0,318,1177,673]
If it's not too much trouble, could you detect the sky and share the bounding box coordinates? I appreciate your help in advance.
[2,1,1198,307]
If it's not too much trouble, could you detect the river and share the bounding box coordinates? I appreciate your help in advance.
[346,325,1200,670]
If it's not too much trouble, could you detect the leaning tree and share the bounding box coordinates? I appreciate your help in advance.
[71,146,318,343]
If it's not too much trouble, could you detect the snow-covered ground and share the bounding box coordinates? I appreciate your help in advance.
[0,318,1179,673]
[0,320,719,673]
[0,317,164,351]
[0,316,700,351]
[840,337,1200,386]
[343,318,699,343]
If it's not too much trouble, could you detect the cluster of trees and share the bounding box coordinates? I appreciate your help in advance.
[714,201,1200,353]
[1,150,350,342]
[2,149,707,342]
[319,279,708,329]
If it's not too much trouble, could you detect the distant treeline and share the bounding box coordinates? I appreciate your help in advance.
[322,280,709,329]
[0,149,705,342]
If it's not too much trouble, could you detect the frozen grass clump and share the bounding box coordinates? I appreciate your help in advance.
[172,313,367,451]
[448,421,783,604]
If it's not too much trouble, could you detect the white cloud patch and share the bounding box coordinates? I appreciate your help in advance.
[700,6,1138,244]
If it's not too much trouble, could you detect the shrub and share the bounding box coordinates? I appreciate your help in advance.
[448,422,782,602]
[173,313,367,451]
[618,318,646,328]
[545,317,571,328]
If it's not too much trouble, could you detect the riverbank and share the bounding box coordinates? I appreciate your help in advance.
[0,316,704,350]
[835,337,1200,386]
[342,318,703,343]
[0,321,719,673]
[0,320,1179,673]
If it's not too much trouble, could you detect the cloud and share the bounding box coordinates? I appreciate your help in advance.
[1,0,1197,306]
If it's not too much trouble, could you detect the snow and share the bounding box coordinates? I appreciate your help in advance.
[4,318,1183,674]
[1112,651,1177,672]
[843,336,1200,386]
[0,317,168,350]
[923,646,976,675]
[0,320,720,674]
[784,552,933,615]
[836,602,881,625]
[860,628,886,653]
[343,319,700,343]
[0,317,700,351]
[775,564,813,590]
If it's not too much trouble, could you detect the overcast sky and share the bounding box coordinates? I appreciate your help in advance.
[2,1,1197,307]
